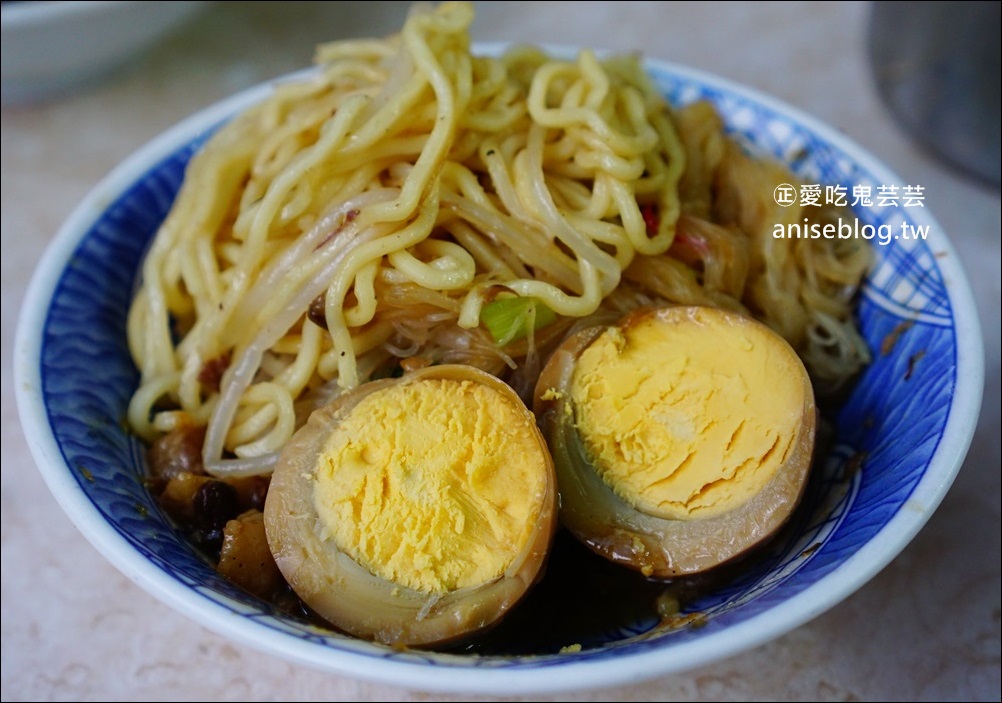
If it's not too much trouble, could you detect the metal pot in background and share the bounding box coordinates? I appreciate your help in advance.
[869,1,1001,187]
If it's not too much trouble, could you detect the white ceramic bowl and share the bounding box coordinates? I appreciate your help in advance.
[1,0,207,104]
[14,52,983,694]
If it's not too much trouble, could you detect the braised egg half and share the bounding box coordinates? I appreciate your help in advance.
[534,306,816,577]
[264,364,557,647]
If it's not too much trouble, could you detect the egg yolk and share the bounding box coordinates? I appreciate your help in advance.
[312,378,548,594]
[569,307,808,520]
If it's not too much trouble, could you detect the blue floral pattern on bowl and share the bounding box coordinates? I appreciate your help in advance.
[30,59,958,675]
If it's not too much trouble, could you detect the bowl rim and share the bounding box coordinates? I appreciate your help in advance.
[13,47,985,694]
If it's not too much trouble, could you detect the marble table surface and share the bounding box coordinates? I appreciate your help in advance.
[2,2,999,700]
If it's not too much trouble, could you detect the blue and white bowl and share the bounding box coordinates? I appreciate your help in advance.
[14,52,983,694]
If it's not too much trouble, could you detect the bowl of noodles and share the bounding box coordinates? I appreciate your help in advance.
[13,1,982,694]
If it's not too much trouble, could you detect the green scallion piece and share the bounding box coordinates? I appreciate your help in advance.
[480,296,556,346]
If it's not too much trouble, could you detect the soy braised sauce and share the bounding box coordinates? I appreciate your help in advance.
[451,529,669,655]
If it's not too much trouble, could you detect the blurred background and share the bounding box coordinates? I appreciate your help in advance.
[2,2,999,700]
